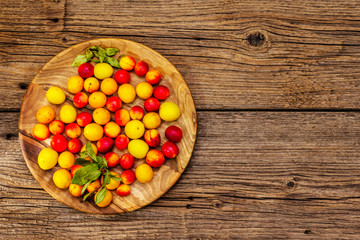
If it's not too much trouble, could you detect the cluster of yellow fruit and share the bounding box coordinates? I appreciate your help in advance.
[34,52,183,208]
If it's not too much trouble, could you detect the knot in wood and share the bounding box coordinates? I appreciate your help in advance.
[5,133,13,140]
[19,83,28,89]
[286,181,295,188]
[212,200,223,208]
[247,32,265,47]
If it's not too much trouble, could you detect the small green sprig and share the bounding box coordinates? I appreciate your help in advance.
[72,46,120,68]
[71,142,122,204]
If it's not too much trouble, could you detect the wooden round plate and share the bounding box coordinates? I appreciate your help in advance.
[18,38,197,214]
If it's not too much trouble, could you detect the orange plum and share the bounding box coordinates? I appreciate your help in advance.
[130,105,145,120]
[144,129,160,147]
[146,149,165,168]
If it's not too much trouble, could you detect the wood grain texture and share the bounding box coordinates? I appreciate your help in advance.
[3,111,360,238]
[18,39,197,213]
[2,0,360,238]
[2,0,360,110]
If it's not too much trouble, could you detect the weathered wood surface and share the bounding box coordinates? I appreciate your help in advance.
[2,0,360,238]
[3,112,360,238]
[2,0,360,110]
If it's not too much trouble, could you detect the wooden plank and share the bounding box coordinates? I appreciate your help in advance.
[2,0,360,110]
[2,111,360,237]
[1,194,360,238]
[0,0,65,112]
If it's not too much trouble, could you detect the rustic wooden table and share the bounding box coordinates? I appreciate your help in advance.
[2,0,360,239]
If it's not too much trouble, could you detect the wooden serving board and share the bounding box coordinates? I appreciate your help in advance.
[18,38,197,214]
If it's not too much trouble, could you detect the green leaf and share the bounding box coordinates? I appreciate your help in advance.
[81,181,91,195]
[71,171,84,185]
[98,47,106,63]
[89,46,98,51]
[98,47,105,54]
[83,191,93,202]
[79,151,89,159]
[86,142,96,162]
[91,59,100,63]
[71,164,98,185]
[111,176,122,182]
[85,141,93,153]
[72,55,87,67]
[105,48,119,56]
[85,169,101,183]
[86,50,93,61]
[98,48,106,57]
[108,172,122,182]
[105,57,120,68]
[74,158,91,166]
[92,50,100,58]
[103,170,111,186]
[99,55,105,63]
[96,156,108,168]
[95,187,107,204]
